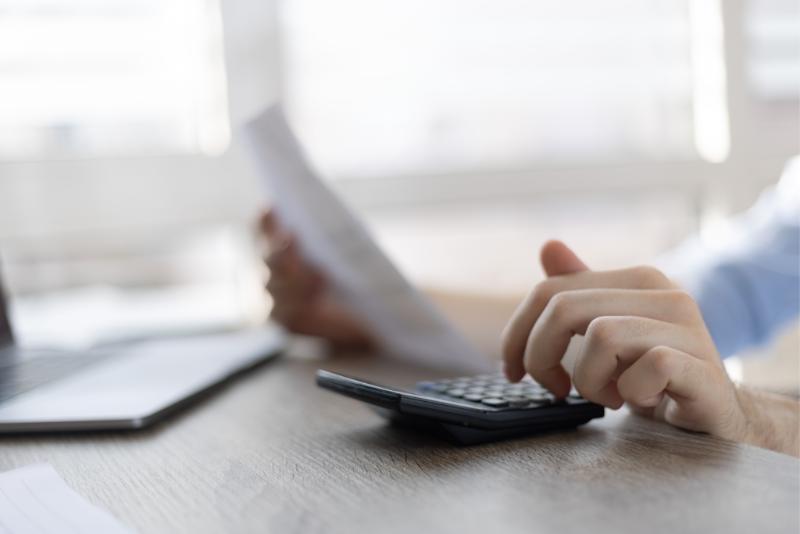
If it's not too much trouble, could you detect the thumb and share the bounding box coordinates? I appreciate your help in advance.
[540,240,589,277]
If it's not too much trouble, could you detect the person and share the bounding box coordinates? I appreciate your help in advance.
[259,158,800,457]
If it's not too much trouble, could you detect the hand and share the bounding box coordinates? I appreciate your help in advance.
[259,210,373,348]
[501,240,748,442]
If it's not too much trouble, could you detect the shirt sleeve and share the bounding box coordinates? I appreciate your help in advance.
[659,157,800,358]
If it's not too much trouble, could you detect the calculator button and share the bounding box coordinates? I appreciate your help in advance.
[481,398,508,407]
[463,393,484,402]
[416,381,436,391]
[446,389,466,398]
[504,395,531,408]
[430,383,450,393]
[524,392,553,403]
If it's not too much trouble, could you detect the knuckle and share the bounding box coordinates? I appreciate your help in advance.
[585,317,620,347]
[666,290,698,313]
[632,265,670,288]
[265,276,278,293]
[546,291,572,320]
[265,251,284,270]
[266,273,291,293]
[672,290,703,320]
[648,346,675,376]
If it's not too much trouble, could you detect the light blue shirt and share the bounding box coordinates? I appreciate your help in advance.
[664,157,800,358]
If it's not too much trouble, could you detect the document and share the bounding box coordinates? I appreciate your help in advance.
[0,464,134,534]
[244,105,490,372]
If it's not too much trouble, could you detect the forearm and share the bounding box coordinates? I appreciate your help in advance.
[735,385,800,457]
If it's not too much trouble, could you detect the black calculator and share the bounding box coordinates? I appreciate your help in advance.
[316,370,604,445]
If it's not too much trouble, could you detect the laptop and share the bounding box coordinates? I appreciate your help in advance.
[0,272,285,433]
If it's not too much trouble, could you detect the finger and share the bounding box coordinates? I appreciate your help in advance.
[268,272,326,324]
[522,289,700,396]
[573,316,703,408]
[540,240,589,277]
[616,346,707,410]
[265,241,293,273]
[272,295,373,347]
[264,228,293,254]
[259,209,279,237]
[304,297,374,347]
[503,241,589,381]
[265,272,323,302]
[502,265,673,381]
[265,236,310,278]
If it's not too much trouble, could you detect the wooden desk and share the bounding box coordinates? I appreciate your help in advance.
[0,346,798,534]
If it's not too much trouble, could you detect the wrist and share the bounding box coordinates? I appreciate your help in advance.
[729,385,758,444]
[729,384,800,457]
[702,383,752,446]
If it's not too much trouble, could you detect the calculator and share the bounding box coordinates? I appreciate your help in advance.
[316,370,604,445]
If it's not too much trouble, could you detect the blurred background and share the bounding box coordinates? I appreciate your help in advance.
[0,0,797,390]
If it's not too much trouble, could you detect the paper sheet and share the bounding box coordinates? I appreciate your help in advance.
[244,105,490,372]
[0,464,134,534]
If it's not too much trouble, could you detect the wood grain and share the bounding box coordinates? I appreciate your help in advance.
[0,333,798,533]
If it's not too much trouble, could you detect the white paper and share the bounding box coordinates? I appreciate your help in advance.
[0,464,134,534]
[244,104,490,372]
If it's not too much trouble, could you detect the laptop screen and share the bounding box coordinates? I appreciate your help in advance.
[0,274,13,345]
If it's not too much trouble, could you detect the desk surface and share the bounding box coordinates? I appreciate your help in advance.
[1,347,798,534]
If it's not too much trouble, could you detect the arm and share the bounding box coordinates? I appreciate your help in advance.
[736,386,800,456]
[661,158,800,357]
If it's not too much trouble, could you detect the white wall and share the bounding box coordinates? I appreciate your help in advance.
[0,0,281,245]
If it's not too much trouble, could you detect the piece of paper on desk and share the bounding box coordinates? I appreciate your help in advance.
[0,464,134,534]
[244,105,490,372]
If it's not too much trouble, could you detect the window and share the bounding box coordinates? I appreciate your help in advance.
[280,0,698,179]
[0,0,230,159]
[738,0,800,158]
[280,0,799,183]
[746,0,800,101]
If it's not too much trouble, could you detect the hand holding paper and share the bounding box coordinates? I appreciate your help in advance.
[245,105,489,372]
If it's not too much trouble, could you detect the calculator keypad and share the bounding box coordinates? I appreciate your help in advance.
[416,373,584,410]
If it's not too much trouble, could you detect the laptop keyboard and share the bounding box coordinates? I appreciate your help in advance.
[0,348,109,404]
